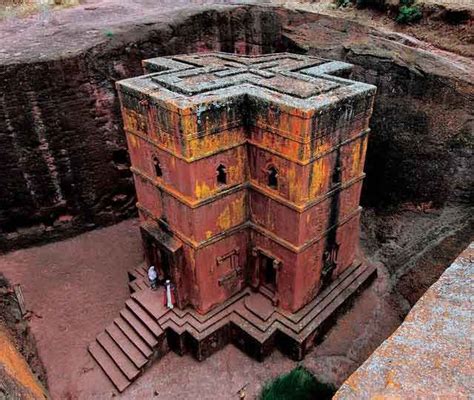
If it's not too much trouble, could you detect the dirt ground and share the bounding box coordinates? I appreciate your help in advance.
[0,218,404,400]
[1,0,472,62]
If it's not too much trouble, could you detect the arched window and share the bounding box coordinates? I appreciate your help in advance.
[216,164,227,185]
[267,166,278,189]
[153,157,162,177]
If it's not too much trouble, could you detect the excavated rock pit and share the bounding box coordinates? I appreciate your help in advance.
[0,1,472,398]
[0,3,472,253]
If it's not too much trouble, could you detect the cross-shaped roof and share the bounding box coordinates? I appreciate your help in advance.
[118,52,376,118]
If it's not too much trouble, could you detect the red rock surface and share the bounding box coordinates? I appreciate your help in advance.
[0,326,48,400]
[334,242,474,399]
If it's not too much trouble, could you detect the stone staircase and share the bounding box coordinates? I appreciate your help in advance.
[88,265,167,392]
[127,265,151,293]
[89,262,376,392]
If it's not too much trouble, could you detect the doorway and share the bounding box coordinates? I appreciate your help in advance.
[259,254,277,292]
[151,243,171,282]
[142,230,172,282]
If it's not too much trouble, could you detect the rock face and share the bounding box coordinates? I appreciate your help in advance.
[0,327,49,400]
[0,6,287,252]
[0,274,48,397]
[0,4,472,252]
[334,242,474,399]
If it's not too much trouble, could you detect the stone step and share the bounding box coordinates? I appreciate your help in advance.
[88,341,130,393]
[259,286,275,302]
[283,262,361,323]
[135,267,150,285]
[132,288,170,320]
[106,323,148,369]
[128,269,143,282]
[126,299,163,337]
[134,266,147,279]
[298,265,377,340]
[297,264,369,330]
[120,309,158,348]
[114,317,153,358]
[128,281,141,293]
[96,332,140,381]
[234,304,275,333]
[136,280,148,291]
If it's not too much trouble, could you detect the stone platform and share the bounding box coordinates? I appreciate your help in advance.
[89,262,376,392]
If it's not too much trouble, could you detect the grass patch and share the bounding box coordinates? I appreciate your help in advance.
[259,366,336,400]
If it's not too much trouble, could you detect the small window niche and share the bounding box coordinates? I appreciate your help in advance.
[216,164,227,186]
[267,166,278,189]
[331,165,341,187]
[153,157,163,178]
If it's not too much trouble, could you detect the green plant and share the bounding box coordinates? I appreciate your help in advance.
[336,0,351,8]
[396,4,422,23]
[259,366,335,400]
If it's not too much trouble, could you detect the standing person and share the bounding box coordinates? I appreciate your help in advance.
[148,266,158,290]
[164,280,175,309]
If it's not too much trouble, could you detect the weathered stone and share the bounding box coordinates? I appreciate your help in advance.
[334,242,474,399]
[0,318,48,399]
[118,52,376,313]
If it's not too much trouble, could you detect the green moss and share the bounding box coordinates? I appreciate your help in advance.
[259,366,335,400]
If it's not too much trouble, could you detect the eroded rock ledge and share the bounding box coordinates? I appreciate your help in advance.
[334,243,474,399]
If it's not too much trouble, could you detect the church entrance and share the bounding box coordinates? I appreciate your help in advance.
[259,253,277,293]
[140,224,174,283]
[252,249,280,306]
[149,242,171,282]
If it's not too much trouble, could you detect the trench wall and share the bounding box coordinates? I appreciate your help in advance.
[0,5,472,252]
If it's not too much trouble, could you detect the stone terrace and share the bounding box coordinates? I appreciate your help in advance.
[90,261,376,391]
